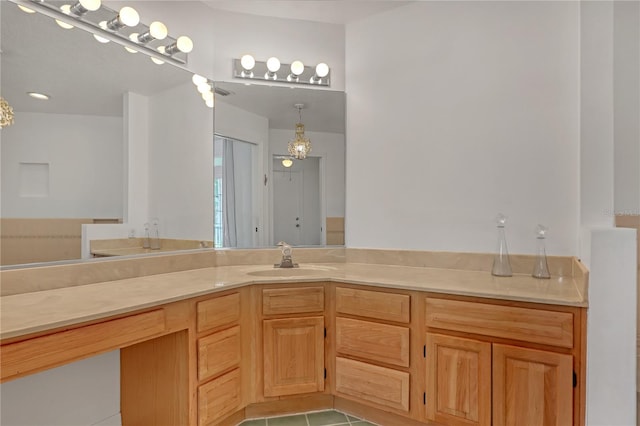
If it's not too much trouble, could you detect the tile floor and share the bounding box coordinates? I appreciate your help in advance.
[237,409,377,426]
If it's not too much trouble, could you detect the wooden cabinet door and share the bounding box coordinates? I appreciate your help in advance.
[263,316,325,397]
[493,344,573,426]
[426,333,491,426]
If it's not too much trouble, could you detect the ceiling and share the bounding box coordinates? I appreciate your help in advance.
[216,82,345,134]
[200,1,411,25]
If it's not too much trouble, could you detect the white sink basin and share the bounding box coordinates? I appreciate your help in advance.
[247,265,336,278]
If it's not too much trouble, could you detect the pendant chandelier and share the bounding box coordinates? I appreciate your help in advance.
[0,97,15,129]
[288,104,311,160]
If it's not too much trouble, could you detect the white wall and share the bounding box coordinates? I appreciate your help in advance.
[613,1,640,215]
[1,112,123,218]
[148,82,214,241]
[0,350,121,426]
[345,1,580,255]
[580,2,639,423]
[585,228,637,426]
[581,1,615,229]
[269,129,345,218]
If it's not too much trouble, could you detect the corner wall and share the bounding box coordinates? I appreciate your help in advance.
[345,1,580,255]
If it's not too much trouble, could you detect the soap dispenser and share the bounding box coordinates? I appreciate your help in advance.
[532,224,551,279]
[491,213,513,277]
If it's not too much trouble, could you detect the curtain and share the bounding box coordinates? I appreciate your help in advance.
[221,138,237,247]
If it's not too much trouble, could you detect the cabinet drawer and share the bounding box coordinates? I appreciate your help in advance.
[197,293,240,333]
[262,287,324,316]
[336,287,410,323]
[336,317,409,367]
[198,368,241,426]
[425,298,574,348]
[198,326,241,382]
[2,309,165,382]
[335,357,409,412]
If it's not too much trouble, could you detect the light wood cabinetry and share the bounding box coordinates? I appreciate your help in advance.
[425,296,583,426]
[196,291,243,426]
[334,286,414,415]
[426,333,491,426]
[1,280,586,426]
[261,285,326,398]
[198,368,242,426]
[493,344,573,426]
[263,316,325,397]
[336,356,410,412]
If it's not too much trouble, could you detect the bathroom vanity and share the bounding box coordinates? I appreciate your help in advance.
[0,249,587,426]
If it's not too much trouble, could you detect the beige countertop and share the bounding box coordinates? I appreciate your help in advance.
[0,262,586,341]
[91,247,184,256]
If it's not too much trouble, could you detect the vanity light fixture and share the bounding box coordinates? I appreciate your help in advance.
[17,4,35,13]
[287,60,304,82]
[0,97,15,129]
[233,56,330,87]
[69,0,100,16]
[192,74,214,108]
[106,6,139,31]
[16,0,194,65]
[310,63,329,84]
[137,21,168,43]
[288,104,312,160]
[265,57,281,80]
[240,54,256,78]
[55,4,74,29]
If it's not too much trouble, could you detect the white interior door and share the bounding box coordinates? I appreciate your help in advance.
[273,169,303,245]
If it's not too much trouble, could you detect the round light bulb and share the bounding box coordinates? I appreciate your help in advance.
[175,36,193,53]
[192,74,207,86]
[149,21,168,40]
[17,5,36,13]
[202,91,214,102]
[151,47,165,65]
[240,54,255,71]
[205,98,214,108]
[125,33,138,53]
[282,158,293,168]
[290,60,304,76]
[79,0,101,12]
[93,22,110,43]
[119,6,139,27]
[266,57,281,73]
[197,82,211,94]
[315,63,329,78]
[56,5,75,29]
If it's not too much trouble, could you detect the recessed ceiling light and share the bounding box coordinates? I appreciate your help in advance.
[28,92,50,100]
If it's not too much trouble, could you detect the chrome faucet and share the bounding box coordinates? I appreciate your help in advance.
[275,241,298,268]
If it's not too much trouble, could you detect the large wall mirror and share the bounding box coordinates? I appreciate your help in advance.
[0,1,214,267]
[214,82,345,248]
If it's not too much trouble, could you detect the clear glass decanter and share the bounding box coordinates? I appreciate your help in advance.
[532,225,551,279]
[143,222,151,249]
[492,213,513,277]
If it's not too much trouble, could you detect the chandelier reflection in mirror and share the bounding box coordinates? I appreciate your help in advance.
[288,104,312,160]
[234,55,330,87]
[0,97,15,129]
[12,0,193,66]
